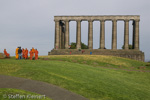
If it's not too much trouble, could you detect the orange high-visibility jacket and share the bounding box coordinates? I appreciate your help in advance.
[16,48,19,59]
[4,49,10,57]
[35,50,38,55]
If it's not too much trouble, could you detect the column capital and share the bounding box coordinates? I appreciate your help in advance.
[64,19,70,22]
[88,19,93,22]
[134,19,140,22]
[76,20,81,22]
[124,19,130,22]
[54,19,60,22]
[100,19,105,22]
[112,19,117,22]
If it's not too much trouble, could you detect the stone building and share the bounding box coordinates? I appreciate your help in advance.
[49,15,145,61]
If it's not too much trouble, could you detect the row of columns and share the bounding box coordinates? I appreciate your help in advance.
[55,19,140,50]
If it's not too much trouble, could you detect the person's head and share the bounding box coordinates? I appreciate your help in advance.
[4,49,6,51]
[35,49,37,50]
[25,48,27,50]
[32,47,34,49]
[30,49,32,51]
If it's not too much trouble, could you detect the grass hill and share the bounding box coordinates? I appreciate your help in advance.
[0,55,150,100]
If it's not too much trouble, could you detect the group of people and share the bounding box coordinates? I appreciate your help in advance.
[16,47,39,60]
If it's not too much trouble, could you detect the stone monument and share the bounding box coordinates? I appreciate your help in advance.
[49,15,145,61]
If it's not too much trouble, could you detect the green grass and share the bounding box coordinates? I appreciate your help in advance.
[0,55,150,100]
[0,88,51,100]
[40,55,149,70]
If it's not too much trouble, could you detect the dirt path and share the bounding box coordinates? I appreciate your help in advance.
[0,75,88,100]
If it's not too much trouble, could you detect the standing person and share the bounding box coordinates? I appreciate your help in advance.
[24,48,28,59]
[22,48,25,59]
[18,47,22,60]
[35,49,39,60]
[15,47,19,59]
[4,49,10,58]
[29,49,33,60]
[32,47,35,59]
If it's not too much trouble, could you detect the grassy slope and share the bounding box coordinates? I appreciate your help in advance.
[0,55,150,100]
[40,55,150,70]
[0,88,51,100]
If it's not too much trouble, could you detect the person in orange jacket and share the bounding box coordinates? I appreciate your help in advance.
[15,47,19,59]
[22,48,25,59]
[4,49,10,58]
[34,49,39,60]
[29,49,33,60]
[32,47,35,54]
[24,48,28,59]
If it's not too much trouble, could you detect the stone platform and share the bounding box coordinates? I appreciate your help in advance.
[48,49,145,62]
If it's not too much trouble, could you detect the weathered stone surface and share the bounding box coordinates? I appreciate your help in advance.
[100,20,105,49]
[88,20,93,49]
[54,20,60,49]
[124,20,129,50]
[65,21,69,49]
[54,15,140,21]
[112,20,117,50]
[48,49,144,62]
[76,20,81,49]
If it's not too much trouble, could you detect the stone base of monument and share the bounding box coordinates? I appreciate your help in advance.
[48,49,145,62]
[0,53,5,59]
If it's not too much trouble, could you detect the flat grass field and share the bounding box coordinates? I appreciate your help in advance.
[0,55,150,100]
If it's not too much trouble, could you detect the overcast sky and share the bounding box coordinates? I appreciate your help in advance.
[0,0,150,61]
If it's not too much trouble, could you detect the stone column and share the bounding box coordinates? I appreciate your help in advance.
[54,20,60,49]
[134,19,140,50]
[132,20,135,49]
[124,20,129,50]
[112,20,117,50]
[59,23,62,49]
[88,20,93,49]
[61,32,64,49]
[61,32,65,49]
[100,20,105,49]
[61,22,65,49]
[76,20,81,49]
[65,20,69,49]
